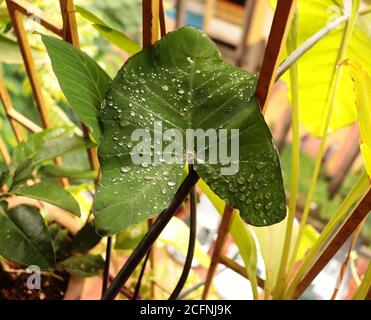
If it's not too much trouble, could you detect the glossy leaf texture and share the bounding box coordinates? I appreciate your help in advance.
[8,126,93,186]
[0,205,55,269]
[42,35,111,142]
[343,59,371,178]
[13,181,81,217]
[75,5,141,56]
[60,255,105,277]
[93,27,286,235]
[283,0,371,136]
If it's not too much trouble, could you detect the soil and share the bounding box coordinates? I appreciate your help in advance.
[0,268,69,300]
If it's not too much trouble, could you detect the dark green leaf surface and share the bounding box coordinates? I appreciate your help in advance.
[13,181,81,217]
[93,27,286,235]
[42,35,111,142]
[72,222,102,253]
[9,126,93,185]
[60,255,104,277]
[0,205,55,269]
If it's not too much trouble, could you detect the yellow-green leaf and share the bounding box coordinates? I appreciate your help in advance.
[343,59,371,178]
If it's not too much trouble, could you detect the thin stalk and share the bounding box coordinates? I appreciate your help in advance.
[284,170,369,299]
[101,236,112,297]
[277,5,371,80]
[169,176,197,300]
[331,221,363,300]
[353,262,371,300]
[102,169,199,300]
[286,0,360,286]
[133,249,151,300]
[276,14,348,79]
[273,10,300,300]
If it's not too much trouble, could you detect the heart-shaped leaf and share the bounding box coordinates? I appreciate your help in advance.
[283,0,371,136]
[0,205,55,269]
[93,27,286,235]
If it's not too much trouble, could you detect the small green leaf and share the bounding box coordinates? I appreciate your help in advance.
[42,35,111,142]
[93,27,286,235]
[72,222,102,253]
[0,205,55,269]
[13,181,81,216]
[9,126,93,185]
[75,5,141,55]
[60,255,104,277]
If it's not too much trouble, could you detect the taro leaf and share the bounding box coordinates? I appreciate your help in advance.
[42,35,111,142]
[13,181,81,217]
[93,27,285,235]
[282,0,371,136]
[60,255,104,277]
[72,222,102,253]
[9,126,93,186]
[0,205,55,269]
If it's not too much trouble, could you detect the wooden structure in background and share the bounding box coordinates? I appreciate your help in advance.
[0,0,98,179]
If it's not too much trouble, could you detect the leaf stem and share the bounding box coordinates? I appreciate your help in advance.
[273,10,300,300]
[169,173,197,300]
[133,248,151,300]
[285,0,360,290]
[353,262,371,300]
[101,236,112,297]
[285,170,369,299]
[102,169,199,300]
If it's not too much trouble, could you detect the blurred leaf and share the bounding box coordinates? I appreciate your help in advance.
[0,33,45,64]
[48,223,72,261]
[283,0,371,136]
[159,216,210,268]
[0,205,55,269]
[251,217,319,296]
[343,59,371,178]
[114,221,147,250]
[9,126,93,185]
[42,35,111,141]
[72,222,102,253]
[60,254,104,277]
[39,164,98,180]
[13,181,81,216]
[75,5,141,55]
[93,27,285,235]
[198,179,258,296]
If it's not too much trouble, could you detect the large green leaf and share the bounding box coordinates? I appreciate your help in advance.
[283,0,371,136]
[60,255,104,277]
[13,181,81,217]
[93,27,286,235]
[8,126,93,185]
[75,5,141,56]
[0,205,55,269]
[42,35,111,142]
